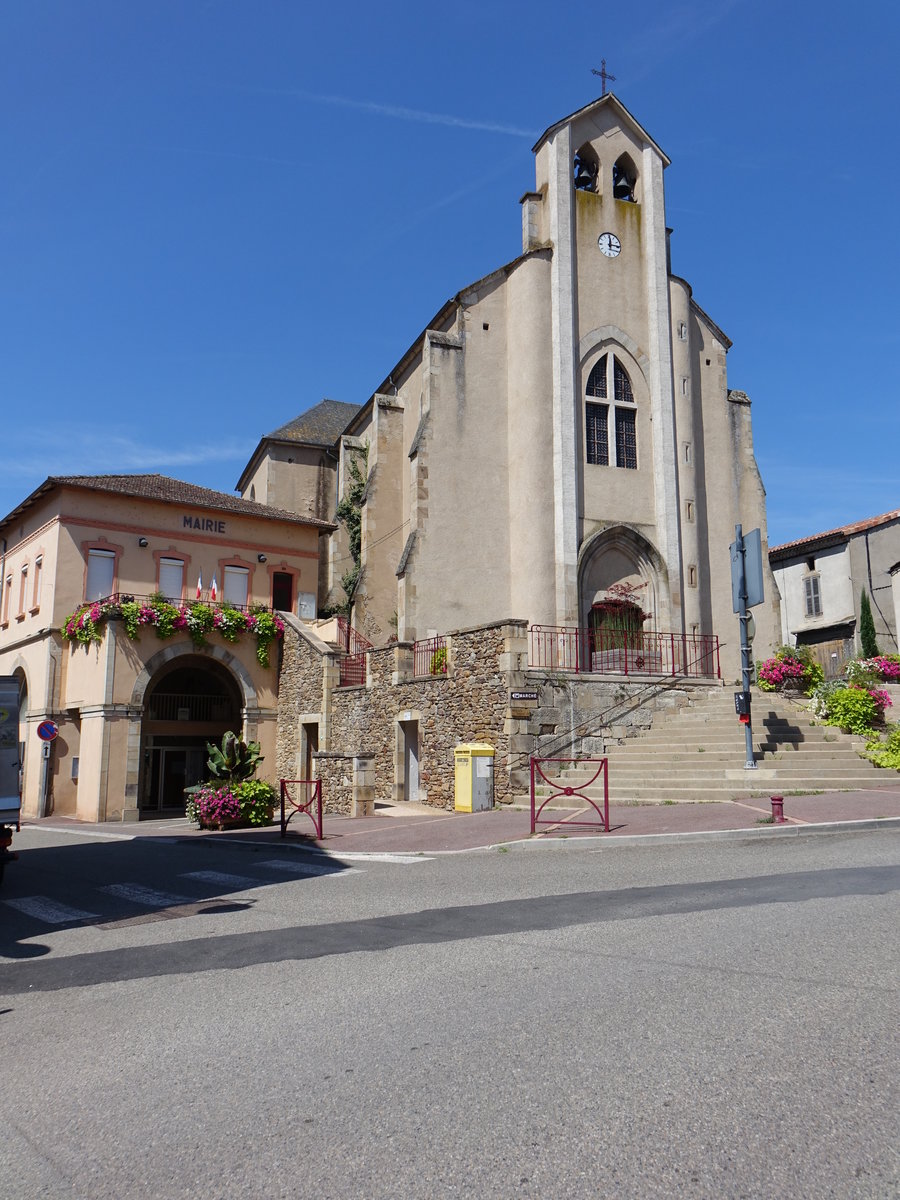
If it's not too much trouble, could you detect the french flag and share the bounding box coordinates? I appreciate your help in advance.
[196,572,203,600]
[209,575,217,603]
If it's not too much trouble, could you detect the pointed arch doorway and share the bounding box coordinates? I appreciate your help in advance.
[578,526,669,669]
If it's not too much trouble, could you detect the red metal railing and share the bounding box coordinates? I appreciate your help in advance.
[530,757,610,834]
[335,617,374,686]
[280,778,323,840]
[414,636,448,677]
[529,626,720,678]
[98,593,270,613]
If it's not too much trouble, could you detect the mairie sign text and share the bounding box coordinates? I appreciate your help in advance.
[184,515,226,533]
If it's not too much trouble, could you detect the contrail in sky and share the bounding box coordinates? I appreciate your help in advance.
[270,88,536,138]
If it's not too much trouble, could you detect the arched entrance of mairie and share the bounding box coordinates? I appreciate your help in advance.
[577,525,671,634]
[125,644,258,819]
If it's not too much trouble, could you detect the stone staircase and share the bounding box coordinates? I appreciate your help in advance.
[562,686,900,804]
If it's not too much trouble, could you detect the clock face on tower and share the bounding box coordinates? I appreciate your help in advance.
[598,232,621,258]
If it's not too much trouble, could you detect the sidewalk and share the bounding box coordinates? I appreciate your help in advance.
[24,786,900,854]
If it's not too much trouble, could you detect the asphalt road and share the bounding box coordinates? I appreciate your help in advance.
[1,827,898,1199]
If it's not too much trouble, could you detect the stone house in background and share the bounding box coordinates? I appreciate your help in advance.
[237,399,360,611]
[769,509,900,678]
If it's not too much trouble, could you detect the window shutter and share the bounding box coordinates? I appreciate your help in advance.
[159,558,184,601]
[804,575,821,617]
[85,549,116,601]
[223,566,249,607]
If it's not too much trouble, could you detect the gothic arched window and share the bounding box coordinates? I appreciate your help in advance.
[585,354,637,470]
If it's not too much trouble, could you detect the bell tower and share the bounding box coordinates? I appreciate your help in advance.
[523,94,681,630]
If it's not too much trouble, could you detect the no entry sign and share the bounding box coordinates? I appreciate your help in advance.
[37,720,59,742]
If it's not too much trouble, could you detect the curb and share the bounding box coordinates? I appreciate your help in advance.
[468,816,900,854]
[21,815,900,860]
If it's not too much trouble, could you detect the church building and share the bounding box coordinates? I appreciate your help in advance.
[244,93,780,680]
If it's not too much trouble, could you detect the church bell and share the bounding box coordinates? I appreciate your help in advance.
[574,158,595,192]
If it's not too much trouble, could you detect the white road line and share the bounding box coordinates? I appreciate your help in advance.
[180,870,257,888]
[325,852,433,865]
[100,883,194,907]
[257,859,361,878]
[3,896,99,925]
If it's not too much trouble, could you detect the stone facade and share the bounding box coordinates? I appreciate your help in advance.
[275,613,721,812]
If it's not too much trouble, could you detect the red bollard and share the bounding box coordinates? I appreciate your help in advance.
[771,795,786,824]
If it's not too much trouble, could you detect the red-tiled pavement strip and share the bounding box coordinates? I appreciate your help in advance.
[24,786,900,854]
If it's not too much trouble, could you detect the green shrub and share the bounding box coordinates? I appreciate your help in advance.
[823,686,879,735]
[206,731,263,783]
[865,725,900,771]
[235,779,277,826]
[859,591,879,657]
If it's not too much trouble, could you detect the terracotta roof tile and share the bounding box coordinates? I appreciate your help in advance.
[769,509,900,559]
[1,474,336,531]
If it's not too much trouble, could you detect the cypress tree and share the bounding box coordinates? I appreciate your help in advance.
[859,589,879,658]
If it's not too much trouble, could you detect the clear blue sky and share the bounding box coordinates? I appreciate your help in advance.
[2,1,897,547]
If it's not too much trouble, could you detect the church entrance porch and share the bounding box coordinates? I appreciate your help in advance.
[528,624,720,678]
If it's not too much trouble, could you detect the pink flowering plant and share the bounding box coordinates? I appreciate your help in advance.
[61,592,284,666]
[756,645,823,695]
[860,655,900,682]
[184,731,276,829]
[192,784,241,830]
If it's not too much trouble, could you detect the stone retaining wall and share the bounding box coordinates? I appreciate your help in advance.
[275,614,722,810]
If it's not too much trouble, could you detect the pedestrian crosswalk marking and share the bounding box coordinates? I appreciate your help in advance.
[3,896,99,925]
[100,883,193,908]
[257,859,360,878]
[180,870,257,888]
[327,852,433,865]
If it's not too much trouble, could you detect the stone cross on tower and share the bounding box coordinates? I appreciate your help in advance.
[591,60,616,95]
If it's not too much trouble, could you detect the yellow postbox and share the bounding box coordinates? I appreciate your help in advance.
[453,743,495,812]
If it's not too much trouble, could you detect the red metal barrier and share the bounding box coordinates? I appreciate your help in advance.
[530,757,609,834]
[280,779,323,840]
[528,626,720,678]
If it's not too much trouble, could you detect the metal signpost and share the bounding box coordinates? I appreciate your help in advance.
[36,718,58,819]
[730,525,764,771]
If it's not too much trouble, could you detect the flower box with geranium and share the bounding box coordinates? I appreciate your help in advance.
[755,645,823,695]
[61,593,285,667]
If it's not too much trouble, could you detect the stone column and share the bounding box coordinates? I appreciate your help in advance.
[352,752,376,817]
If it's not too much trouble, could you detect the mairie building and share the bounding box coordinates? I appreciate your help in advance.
[0,475,331,821]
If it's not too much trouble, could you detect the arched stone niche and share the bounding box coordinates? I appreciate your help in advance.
[577,525,670,631]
